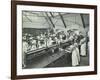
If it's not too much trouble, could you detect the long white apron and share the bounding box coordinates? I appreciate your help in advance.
[22,42,28,67]
[72,47,80,66]
[80,42,86,56]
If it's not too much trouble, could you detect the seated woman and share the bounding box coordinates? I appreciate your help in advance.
[31,39,37,50]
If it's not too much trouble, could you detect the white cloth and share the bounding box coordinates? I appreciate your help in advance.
[72,46,80,66]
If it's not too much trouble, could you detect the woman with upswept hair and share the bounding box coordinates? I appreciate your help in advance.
[65,33,80,66]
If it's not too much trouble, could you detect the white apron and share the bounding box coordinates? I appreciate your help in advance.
[80,42,86,56]
[31,40,36,50]
[22,42,28,67]
[72,46,80,66]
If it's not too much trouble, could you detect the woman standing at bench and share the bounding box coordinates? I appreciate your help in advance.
[22,36,29,68]
[65,34,80,66]
[80,37,86,56]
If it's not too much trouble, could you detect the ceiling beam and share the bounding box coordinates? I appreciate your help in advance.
[45,12,55,28]
[80,14,85,28]
[50,12,54,18]
[23,13,32,22]
[59,13,67,28]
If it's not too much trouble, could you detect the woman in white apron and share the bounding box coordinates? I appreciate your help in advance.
[80,37,86,56]
[31,39,36,50]
[22,39,29,68]
[65,41,80,66]
[71,43,80,66]
[48,37,55,53]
